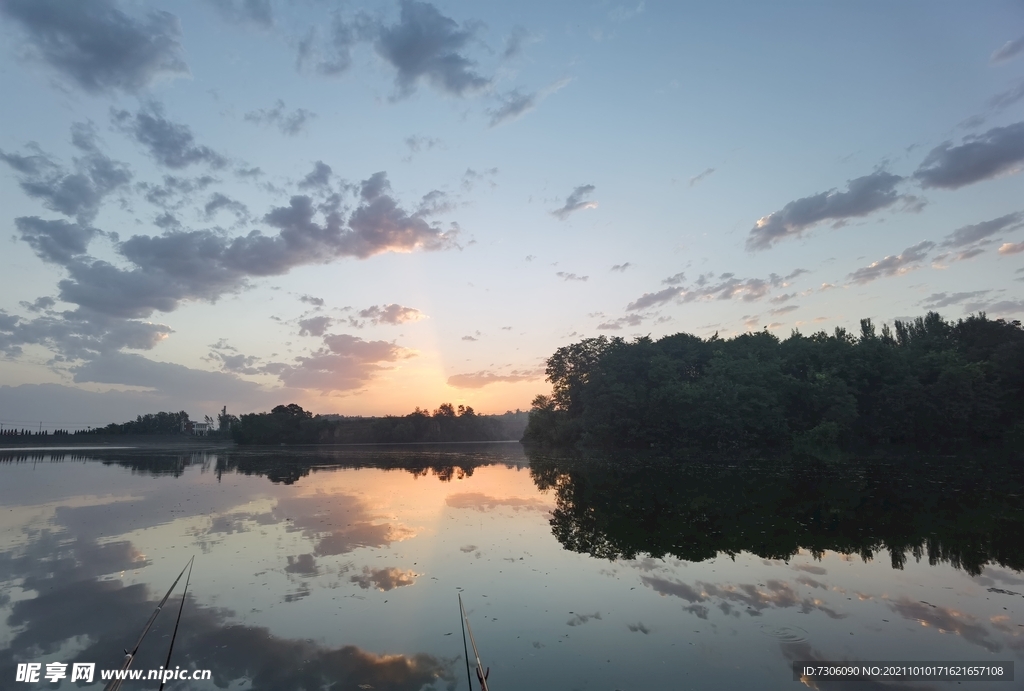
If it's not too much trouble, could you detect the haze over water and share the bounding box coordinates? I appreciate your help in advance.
[1,445,1021,690]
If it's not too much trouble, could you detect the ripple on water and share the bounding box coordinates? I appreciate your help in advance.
[759,625,808,643]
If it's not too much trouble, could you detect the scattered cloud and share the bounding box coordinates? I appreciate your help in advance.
[611,262,632,272]
[299,294,324,307]
[403,135,441,161]
[15,217,103,265]
[375,0,490,99]
[991,36,1024,64]
[462,167,498,191]
[487,78,571,127]
[769,305,799,316]
[627,622,650,634]
[298,316,333,337]
[204,192,249,221]
[446,369,542,388]
[999,241,1024,255]
[502,25,530,59]
[913,121,1024,189]
[297,161,333,190]
[552,185,598,220]
[355,304,425,326]
[556,272,588,282]
[746,171,907,250]
[626,271,788,311]
[0,0,189,94]
[989,81,1024,111]
[244,99,316,136]
[597,314,643,330]
[17,172,457,321]
[920,291,990,309]
[688,168,715,187]
[848,241,935,284]
[273,333,411,393]
[112,103,228,169]
[941,212,1024,247]
[0,123,131,223]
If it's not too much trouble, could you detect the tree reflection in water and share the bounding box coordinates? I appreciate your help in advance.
[528,450,1024,575]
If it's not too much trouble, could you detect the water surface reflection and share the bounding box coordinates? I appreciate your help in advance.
[0,445,1020,689]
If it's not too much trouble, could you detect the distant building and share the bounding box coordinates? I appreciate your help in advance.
[180,420,212,436]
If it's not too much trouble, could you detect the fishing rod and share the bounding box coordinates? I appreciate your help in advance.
[458,593,490,691]
[158,557,193,691]
[105,556,194,691]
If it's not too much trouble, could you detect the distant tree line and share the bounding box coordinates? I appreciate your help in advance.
[231,403,529,445]
[1,428,74,436]
[523,312,1024,454]
[77,411,193,435]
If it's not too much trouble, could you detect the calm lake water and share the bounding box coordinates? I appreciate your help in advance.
[0,444,1021,690]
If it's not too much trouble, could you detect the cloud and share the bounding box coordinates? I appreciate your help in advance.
[244,99,316,136]
[205,0,273,28]
[999,241,1024,255]
[43,175,458,320]
[298,161,333,190]
[462,167,498,191]
[0,0,189,94]
[913,121,1024,189]
[625,271,787,311]
[14,217,102,265]
[746,171,906,250]
[0,307,172,360]
[991,36,1024,63]
[375,0,490,99]
[350,567,417,591]
[298,316,333,337]
[626,286,682,311]
[848,241,934,284]
[688,168,715,187]
[611,262,632,272]
[597,314,643,330]
[552,185,598,220]
[486,78,570,127]
[0,125,132,222]
[446,369,542,389]
[273,333,410,393]
[113,103,227,169]
[69,352,280,412]
[299,294,325,307]
[769,305,799,316]
[941,212,1024,247]
[989,81,1024,111]
[503,25,529,59]
[556,272,588,282]
[356,304,424,325]
[204,192,249,220]
[136,173,217,209]
[963,299,1024,316]
[920,291,990,309]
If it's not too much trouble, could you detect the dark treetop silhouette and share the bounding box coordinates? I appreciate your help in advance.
[524,312,1024,455]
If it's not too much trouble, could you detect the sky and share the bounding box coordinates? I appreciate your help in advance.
[1,0,1024,429]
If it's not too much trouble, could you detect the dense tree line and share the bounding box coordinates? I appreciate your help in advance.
[231,403,529,445]
[524,312,1024,454]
